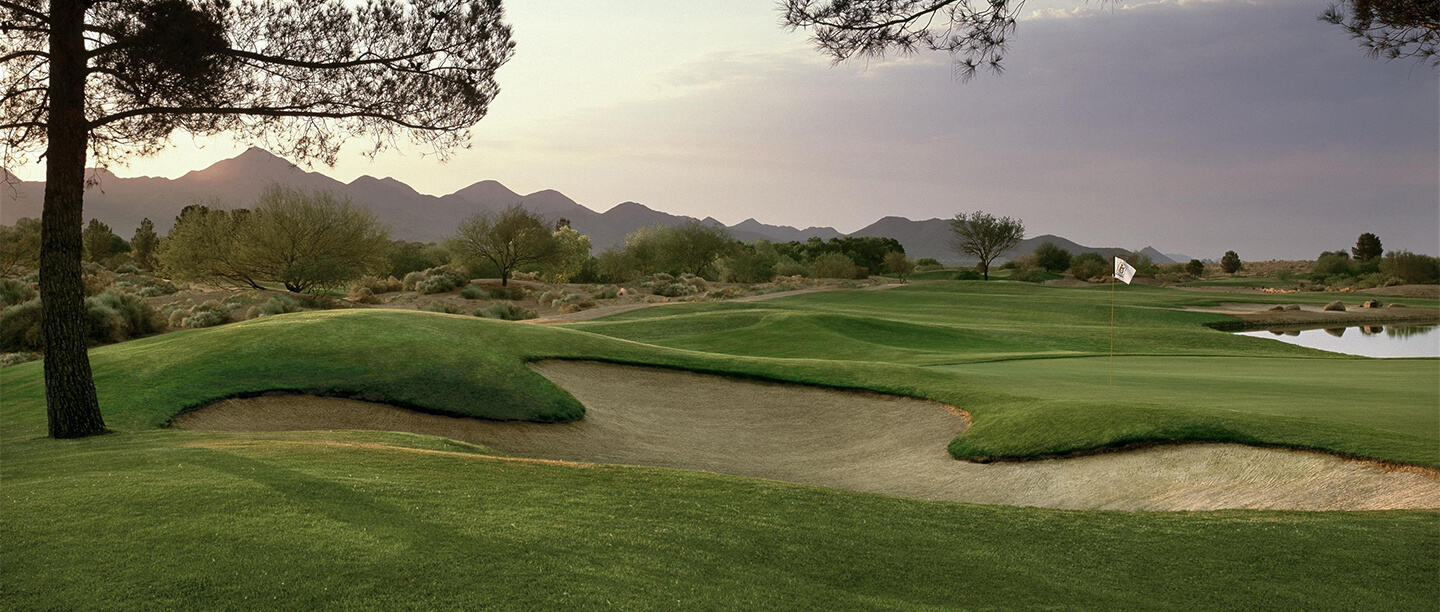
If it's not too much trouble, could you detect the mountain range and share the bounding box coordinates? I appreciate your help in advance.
[1,148,1176,264]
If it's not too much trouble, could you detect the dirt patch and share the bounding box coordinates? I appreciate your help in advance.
[171,361,1440,511]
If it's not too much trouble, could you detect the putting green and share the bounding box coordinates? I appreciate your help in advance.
[933,356,1440,439]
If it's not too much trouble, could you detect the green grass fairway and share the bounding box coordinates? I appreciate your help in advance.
[3,431,1436,611]
[3,281,1438,609]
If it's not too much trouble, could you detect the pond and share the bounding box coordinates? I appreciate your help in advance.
[1235,323,1440,358]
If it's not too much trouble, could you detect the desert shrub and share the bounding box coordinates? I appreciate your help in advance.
[557,300,596,314]
[81,268,116,296]
[952,269,983,281]
[488,285,528,300]
[653,283,695,297]
[999,261,1017,270]
[774,257,808,278]
[181,301,230,329]
[86,291,162,340]
[254,295,299,317]
[350,275,402,299]
[1379,251,1440,284]
[1069,252,1107,281]
[3,292,162,351]
[114,263,141,274]
[0,299,44,351]
[916,257,941,267]
[537,289,564,307]
[417,274,459,294]
[1009,269,1052,283]
[593,285,620,299]
[419,301,464,314]
[1184,259,1205,277]
[401,271,425,291]
[0,278,36,307]
[0,351,40,368]
[475,302,538,320]
[554,292,591,305]
[460,283,486,299]
[1033,242,1072,272]
[705,286,746,300]
[809,253,863,279]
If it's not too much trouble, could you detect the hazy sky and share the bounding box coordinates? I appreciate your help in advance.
[11,0,1439,259]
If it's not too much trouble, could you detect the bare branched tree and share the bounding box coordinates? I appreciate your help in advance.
[1,0,514,438]
[1322,0,1439,68]
[779,0,1024,80]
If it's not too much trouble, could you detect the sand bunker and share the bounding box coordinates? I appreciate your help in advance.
[171,361,1440,511]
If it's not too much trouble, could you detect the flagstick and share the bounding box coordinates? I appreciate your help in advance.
[1110,274,1115,386]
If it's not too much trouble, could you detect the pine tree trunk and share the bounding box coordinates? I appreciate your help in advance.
[41,0,106,439]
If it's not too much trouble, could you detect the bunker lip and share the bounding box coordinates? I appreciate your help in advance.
[170,361,1440,512]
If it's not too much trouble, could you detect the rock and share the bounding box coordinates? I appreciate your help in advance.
[1322,300,1345,312]
[1284,304,1301,311]
[1267,305,1285,311]
[1387,303,1406,308]
[1362,299,1382,308]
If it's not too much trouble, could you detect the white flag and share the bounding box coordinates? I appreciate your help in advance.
[1113,257,1136,285]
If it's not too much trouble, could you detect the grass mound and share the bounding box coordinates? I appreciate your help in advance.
[0,310,603,436]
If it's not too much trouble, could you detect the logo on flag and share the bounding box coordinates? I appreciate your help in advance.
[1113,257,1136,285]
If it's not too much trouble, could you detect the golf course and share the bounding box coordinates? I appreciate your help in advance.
[3,280,1437,609]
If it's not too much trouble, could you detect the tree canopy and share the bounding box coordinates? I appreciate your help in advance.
[1220,250,1243,274]
[448,206,561,286]
[1353,232,1384,261]
[949,211,1024,280]
[2,0,515,438]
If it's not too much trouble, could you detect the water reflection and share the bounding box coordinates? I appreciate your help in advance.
[1237,323,1439,358]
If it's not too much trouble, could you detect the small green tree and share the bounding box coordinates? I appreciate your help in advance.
[448,206,560,287]
[885,251,916,283]
[1184,259,1205,277]
[1068,252,1107,281]
[1220,250,1243,275]
[236,187,390,293]
[82,219,117,263]
[158,205,262,289]
[549,226,594,283]
[949,211,1025,280]
[1352,232,1383,262]
[658,222,734,278]
[129,218,160,270]
[1033,242,1072,272]
[810,252,863,279]
[1379,251,1440,284]
[0,219,42,277]
[723,241,781,283]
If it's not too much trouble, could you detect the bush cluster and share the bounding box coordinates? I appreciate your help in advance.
[1068,252,1108,281]
[0,291,162,351]
[475,302,538,320]
[1009,269,1052,283]
[0,278,37,307]
[653,283,696,297]
[951,269,983,281]
[176,300,231,329]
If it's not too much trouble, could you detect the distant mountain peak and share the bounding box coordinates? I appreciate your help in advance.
[607,201,653,214]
